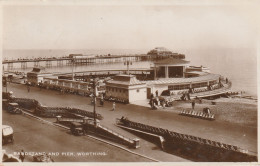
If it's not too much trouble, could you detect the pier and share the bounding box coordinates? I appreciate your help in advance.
[2,54,149,70]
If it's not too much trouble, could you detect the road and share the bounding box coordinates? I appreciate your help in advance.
[3,110,153,162]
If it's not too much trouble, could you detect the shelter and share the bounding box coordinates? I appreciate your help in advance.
[105,75,147,103]
[27,67,52,85]
[153,57,190,79]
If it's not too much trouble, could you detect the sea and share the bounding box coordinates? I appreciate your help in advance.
[2,48,258,97]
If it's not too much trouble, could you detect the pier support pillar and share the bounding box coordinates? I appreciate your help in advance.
[21,62,27,69]
[34,61,40,67]
[46,61,52,67]
[57,61,63,66]
[7,63,14,70]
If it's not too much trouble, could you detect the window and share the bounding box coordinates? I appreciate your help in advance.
[192,82,208,88]
[169,84,190,90]
[209,80,217,85]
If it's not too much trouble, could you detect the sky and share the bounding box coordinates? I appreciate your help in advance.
[2,1,259,50]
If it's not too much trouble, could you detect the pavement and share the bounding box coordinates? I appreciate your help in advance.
[3,83,257,161]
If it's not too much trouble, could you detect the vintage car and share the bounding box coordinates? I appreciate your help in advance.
[7,103,22,114]
[2,125,14,145]
[70,122,85,136]
[2,150,20,162]
[158,90,174,106]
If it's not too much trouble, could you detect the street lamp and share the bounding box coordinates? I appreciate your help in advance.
[71,58,75,80]
[3,76,7,93]
[124,60,132,75]
[3,66,7,93]
[90,78,99,127]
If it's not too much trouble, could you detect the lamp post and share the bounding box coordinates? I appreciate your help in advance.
[3,66,7,93]
[91,78,99,127]
[3,76,7,93]
[124,60,132,75]
[71,58,75,80]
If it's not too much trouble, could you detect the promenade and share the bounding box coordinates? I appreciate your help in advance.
[3,83,257,161]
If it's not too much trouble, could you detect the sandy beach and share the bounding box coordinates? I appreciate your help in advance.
[172,97,257,128]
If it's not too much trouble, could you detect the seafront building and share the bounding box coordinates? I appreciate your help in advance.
[105,75,147,103]
[25,47,231,103]
[27,67,52,85]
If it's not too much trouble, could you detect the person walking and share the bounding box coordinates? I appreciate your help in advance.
[112,102,116,111]
[39,81,43,91]
[155,90,158,97]
[90,93,94,105]
[27,85,30,93]
[100,94,104,106]
[19,149,25,162]
[192,100,195,110]
[162,100,166,109]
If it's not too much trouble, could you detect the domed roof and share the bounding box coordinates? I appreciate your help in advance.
[147,47,173,55]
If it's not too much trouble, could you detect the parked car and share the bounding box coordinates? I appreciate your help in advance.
[7,103,22,114]
[2,150,20,162]
[70,122,85,136]
[158,90,174,106]
[2,125,14,144]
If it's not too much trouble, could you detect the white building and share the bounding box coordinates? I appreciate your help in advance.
[105,75,147,103]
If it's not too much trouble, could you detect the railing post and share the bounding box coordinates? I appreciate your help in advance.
[133,138,140,149]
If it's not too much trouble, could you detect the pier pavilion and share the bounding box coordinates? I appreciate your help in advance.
[147,47,185,60]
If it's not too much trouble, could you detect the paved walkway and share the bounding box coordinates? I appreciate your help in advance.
[5,83,257,160]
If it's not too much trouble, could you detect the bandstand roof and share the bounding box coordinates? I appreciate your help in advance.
[154,57,190,65]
